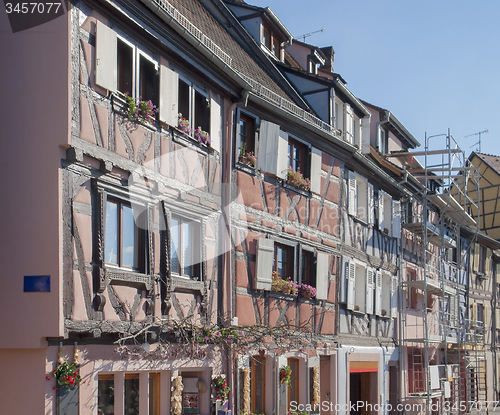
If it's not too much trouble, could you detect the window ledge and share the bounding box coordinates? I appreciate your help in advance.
[351,215,369,226]
[267,290,297,301]
[172,128,214,155]
[111,92,158,132]
[235,160,257,175]
[105,268,152,291]
[171,275,204,293]
[282,181,311,197]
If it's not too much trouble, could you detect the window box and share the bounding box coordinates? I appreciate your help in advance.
[112,92,157,131]
[238,152,257,169]
[176,115,212,150]
[286,167,311,192]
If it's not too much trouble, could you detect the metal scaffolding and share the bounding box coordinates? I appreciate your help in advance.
[393,130,481,414]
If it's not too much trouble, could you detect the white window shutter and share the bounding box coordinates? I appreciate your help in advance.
[485,304,490,328]
[345,104,354,144]
[486,248,492,275]
[368,183,374,225]
[473,243,480,272]
[361,115,371,154]
[316,252,329,301]
[393,200,401,239]
[449,294,457,326]
[159,65,179,126]
[255,238,274,290]
[348,170,356,216]
[256,120,280,175]
[347,261,356,310]
[391,275,398,318]
[496,308,500,328]
[277,130,289,180]
[310,147,322,194]
[375,270,382,316]
[471,303,478,326]
[210,97,221,154]
[378,191,385,229]
[95,21,117,92]
[365,268,374,315]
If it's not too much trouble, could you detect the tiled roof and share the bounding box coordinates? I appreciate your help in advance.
[475,152,500,175]
[168,0,295,102]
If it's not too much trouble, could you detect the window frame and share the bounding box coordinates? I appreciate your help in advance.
[237,111,256,158]
[104,196,145,272]
[177,75,211,136]
[170,214,202,280]
[251,357,266,414]
[115,33,159,109]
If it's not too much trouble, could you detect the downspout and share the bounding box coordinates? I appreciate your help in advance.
[222,89,250,414]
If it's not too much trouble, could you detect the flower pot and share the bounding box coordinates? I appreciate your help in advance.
[282,287,291,295]
[301,292,313,299]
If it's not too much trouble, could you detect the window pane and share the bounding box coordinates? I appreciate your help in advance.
[122,205,138,269]
[178,80,190,122]
[276,246,287,278]
[253,359,265,413]
[98,378,114,415]
[194,90,210,133]
[171,218,180,274]
[105,200,118,265]
[182,221,193,277]
[124,377,140,415]
[117,39,133,95]
[149,375,160,415]
[139,55,159,111]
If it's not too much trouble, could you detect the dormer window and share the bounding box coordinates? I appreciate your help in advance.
[261,22,283,59]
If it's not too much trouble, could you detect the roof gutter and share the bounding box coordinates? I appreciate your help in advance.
[264,7,293,40]
[141,0,252,92]
[333,78,370,117]
[383,110,420,148]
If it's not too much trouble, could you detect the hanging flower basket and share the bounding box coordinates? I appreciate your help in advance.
[279,365,292,388]
[212,374,230,401]
[52,362,82,389]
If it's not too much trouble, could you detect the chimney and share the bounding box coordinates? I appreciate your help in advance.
[319,46,334,73]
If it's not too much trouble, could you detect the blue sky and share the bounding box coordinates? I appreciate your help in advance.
[248,0,500,160]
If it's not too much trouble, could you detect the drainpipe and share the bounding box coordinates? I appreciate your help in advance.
[221,90,250,414]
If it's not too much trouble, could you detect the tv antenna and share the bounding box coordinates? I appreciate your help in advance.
[296,27,325,43]
[465,129,488,153]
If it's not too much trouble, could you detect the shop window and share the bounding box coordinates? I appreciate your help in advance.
[171,216,201,280]
[124,374,140,415]
[98,375,115,415]
[287,358,299,409]
[251,357,266,414]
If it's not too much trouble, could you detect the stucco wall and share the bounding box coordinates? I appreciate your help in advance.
[0,8,69,347]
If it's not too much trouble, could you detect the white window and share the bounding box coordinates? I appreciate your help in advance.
[171,215,202,280]
[346,259,374,314]
[256,121,322,194]
[95,21,159,109]
[378,190,394,235]
[345,104,354,144]
[348,171,371,223]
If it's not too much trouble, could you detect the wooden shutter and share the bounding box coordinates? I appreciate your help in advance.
[375,270,382,316]
[255,238,274,291]
[378,191,385,229]
[95,21,117,92]
[365,268,374,315]
[471,303,478,326]
[276,130,288,180]
[159,65,179,126]
[485,303,490,329]
[348,170,356,216]
[368,183,374,225]
[361,115,371,154]
[256,120,279,173]
[345,104,354,144]
[316,252,329,301]
[210,97,221,154]
[393,200,401,239]
[310,147,322,194]
[486,248,492,276]
[473,243,480,272]
[347,260,356,310]
[391,275,398,318]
